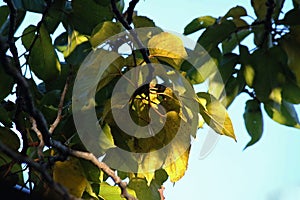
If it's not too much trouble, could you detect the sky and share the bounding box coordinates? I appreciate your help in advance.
[125,0,300,200]
[1,0,300,199]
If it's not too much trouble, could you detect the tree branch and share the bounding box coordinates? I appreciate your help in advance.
[124,0,139,25]
[70,150,138,200]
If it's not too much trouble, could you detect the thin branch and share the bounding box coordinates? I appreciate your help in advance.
[30,117,45,159]
[124,0,139,25]
[70,150,138,200]
[49,76,70,134]
[111,0,151,65]
[0,140,71,199]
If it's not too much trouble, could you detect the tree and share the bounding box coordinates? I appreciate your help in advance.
[0,0,299,199]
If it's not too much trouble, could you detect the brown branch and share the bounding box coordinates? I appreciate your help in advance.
[124,0,139,25]
[70,150,138,200]
[158,185,165,200]
[49,76,70,134]
[111,0,151,65]
[30,117,45,159]
[0,140,71,199]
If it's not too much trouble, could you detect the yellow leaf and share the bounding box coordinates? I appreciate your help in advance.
[197,92,236,141]
[53,158,88,198]
[163,147,190,183]
[148,32,187,69]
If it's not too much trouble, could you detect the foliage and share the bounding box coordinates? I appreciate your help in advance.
[0,0,299,199]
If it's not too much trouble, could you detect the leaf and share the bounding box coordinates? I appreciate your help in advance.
[22,24,61,82]
[132,16,156,28]
[53,158,89,198]
[0,57,14,101]
[163,147,190,183]
[222,30,251,54]
[282,9,300,26]
[224,6,247,19]
[0,106,13,127]
[68,0,114,35]
[0,6,9,26]
[251,0,284,20]
[14,0,46,13]
[43,0,66,34]
[280,35,300,86]
[0,127,20,151]
[243,99,264,149]
[264,100,300,128]
[184,48,219,84]
[99,182,136,200]
[183,16,216,35]
[90,21,122,48]
[282,80,300,104]
[148,32,187,70]
[128,178,160,200]
[197,20,237,52]
[197,92,236,141]
[54,30,89,58]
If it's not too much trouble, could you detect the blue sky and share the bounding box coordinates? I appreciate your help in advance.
[1,0,300,199]
[127,0,300,199]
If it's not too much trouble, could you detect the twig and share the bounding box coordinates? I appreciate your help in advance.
[110,0,151,65]
[0,140,71,199]
[70,150,138,200]
[49,76,70,134]
[30,117,45,159]
[158,185,165,200]
[124,0,139,25]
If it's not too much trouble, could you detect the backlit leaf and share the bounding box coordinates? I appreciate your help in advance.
[163,147,190,183]
[53,158,88,198]
[197,92,236,141]
[90,21,122,48]
[183,16,216,35]
[132,16,156,28]
[148,32,187,70]
[99,182,136,200]
[243,99,264,149]
[264,100,300,128]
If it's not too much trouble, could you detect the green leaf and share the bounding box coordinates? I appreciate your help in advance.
[0,127,20,151]
[197,20,237,52]
[132,16,156,28]
[0,105,13,127]
[264,100,300,128]
[100,182,136,200]
[13,0,46,13]
[128,178,160,200]
[282,9,300,26]
[0,57,14,101]
[224,6,247,19]
[43,0,67,34]
[280,35,300,86]
[222,30,251,54]
[22,25,61,82]
[243,99,264,149]
[0,6,9,26]
[251,0,284,20]
[54,30,88,58]
[197,92,236,141]
[184,47,219,84]
[183,16,216,35]
[249,47,287,102]
[90,21,122,48]
[148,32,187,70]
[68,0,114,35]
[282,80,300,104]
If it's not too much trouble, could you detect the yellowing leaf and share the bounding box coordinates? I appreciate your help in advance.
[99,182,136,200]
[197,92,236,141]
[53,158,88,198]
[148,32,187,69]
[90,21,122,48]
[163,147,190,183]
